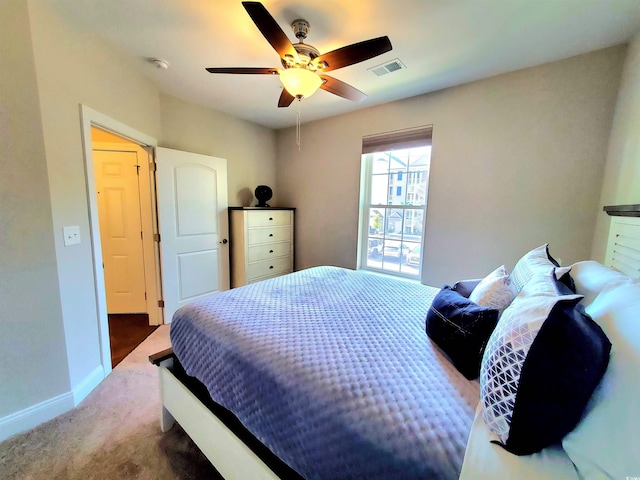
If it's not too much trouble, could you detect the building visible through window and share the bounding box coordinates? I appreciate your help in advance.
[359,126,432,279]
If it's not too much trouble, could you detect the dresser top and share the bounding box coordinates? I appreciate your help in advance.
[229,207,296,211]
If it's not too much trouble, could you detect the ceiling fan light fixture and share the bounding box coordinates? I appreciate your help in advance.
[279,68,322,99]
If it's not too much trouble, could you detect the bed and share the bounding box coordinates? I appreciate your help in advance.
[151,206,640,479]
[159,267,479,479]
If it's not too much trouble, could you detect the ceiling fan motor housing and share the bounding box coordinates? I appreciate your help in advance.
[291,19,310,40]
[282,44,320,70]
[280,19,322,70]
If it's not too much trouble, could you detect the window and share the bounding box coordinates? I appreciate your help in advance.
[358,126,432,279]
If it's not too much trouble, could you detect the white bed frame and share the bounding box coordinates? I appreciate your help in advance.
[152,204,640,479]
[152,350,281,479]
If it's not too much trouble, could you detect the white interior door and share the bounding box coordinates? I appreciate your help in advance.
[94,149,147,313]
[156,147,229,322]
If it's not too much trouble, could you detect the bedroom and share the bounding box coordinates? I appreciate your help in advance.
[1,0,640,473]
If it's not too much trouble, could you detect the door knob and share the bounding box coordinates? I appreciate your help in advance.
[219,238,228,244]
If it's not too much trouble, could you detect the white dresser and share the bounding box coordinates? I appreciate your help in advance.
[228,207,295,288]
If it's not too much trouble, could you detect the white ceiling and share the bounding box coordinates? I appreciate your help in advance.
[49,0,640,129]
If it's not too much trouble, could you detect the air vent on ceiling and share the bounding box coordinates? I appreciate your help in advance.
[369,58,406,77]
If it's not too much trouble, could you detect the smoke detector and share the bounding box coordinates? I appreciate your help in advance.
[150,58,170,70]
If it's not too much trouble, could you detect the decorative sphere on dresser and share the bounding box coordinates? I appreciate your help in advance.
[255,185,273,207]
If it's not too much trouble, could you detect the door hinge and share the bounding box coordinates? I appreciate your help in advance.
[153,233,161,242]
[158,299,165,308]
[149,161,157,172]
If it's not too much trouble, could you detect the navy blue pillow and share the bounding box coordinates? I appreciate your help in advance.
[498,300,611,455]
[547,250,577,293]
[451,279,481,297]
[426,286,499,380]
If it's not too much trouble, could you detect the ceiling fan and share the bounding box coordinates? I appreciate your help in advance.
[206,1,393,107]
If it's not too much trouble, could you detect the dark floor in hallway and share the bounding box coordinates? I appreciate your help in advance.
[108,313,157,367]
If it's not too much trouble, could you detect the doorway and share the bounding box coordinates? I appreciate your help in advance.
[80,105,230,378]
[90,127,162,366]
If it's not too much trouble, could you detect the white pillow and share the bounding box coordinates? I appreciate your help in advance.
[460,403,580,480]
[562,280,640,478]
[469,265,517,315]
[570,260,632,307]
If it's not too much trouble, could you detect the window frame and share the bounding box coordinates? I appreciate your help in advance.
[357,139,431,281]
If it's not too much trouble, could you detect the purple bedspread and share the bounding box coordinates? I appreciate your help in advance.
[170,266,479,479]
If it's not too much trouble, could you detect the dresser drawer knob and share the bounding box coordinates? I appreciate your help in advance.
[269,233,274,237]
[269,265,274,269]
[269,250,274,253]
[269,217,273,221]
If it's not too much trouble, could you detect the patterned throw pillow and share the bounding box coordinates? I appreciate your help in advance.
[510,244,556,291]
[468,265,517,315]
[480,270,611,455]
[510,244,575,293]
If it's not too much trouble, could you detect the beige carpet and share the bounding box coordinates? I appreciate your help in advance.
[0,326,223,479]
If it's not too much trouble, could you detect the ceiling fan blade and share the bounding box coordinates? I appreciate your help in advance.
[242,2,299,62]
[205,67,279,75]
[319,75,367,102]
[278,89,296,108]
[314,36,392,72]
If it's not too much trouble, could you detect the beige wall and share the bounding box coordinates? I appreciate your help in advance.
[27,0,163,390]
[160,94,277,207]
[0,0,70,418]
[276,46,626,286]
[592,32,640,261]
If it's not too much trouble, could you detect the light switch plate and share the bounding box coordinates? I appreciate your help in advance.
[63,225,81,246]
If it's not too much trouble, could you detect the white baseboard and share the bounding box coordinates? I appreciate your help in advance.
[72,365,105,405]
[0,391,74,443]
[0,365,105,443]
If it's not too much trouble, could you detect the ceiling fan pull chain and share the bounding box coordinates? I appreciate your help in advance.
[296,99,302,150]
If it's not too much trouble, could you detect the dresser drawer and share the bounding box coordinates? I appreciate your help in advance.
[247,242,291,262]
[248,270,292,284]
[247,256,292,280]
[247,225,291,245]
[247,210,292,227]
